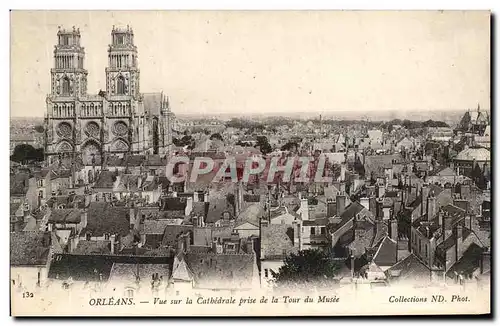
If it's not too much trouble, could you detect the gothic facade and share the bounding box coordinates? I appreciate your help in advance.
[44,26,174,165]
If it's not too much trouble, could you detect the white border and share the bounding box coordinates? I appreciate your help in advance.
[2,1,498,325]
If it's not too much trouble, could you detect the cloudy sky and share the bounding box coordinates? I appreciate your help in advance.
[10,10,490,117]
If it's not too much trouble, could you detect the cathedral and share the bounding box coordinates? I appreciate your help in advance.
[44,26,174,165]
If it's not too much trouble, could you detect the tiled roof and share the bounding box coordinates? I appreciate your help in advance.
[192,202,209,219]
[10,172,30,196]
[160,197,187,211]
[48,208,81,224]
[143,220,172,235]
[108,263,171,283]
[73,240,111,255]
[328,201,373,233]
[234,203,262,228]
[371,221,389,246]
[261,224,297,259]
[10,203,21,216]
[347,226,375,257]
[445,243,484,279]
[93,171,116,189]
[193,227,213,247]
[161,225,193,247]
[48,254,174,282]
[83,202,131,237]
[455,147,490,161]
[171,255,194,281]
[373,236,398,266]
[206,198,233,224]
[384,253,430,282]
[185,252,256,289]
[10,231,51,266]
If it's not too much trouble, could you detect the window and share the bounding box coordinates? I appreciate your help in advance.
[39,190,44,199]
[311,227,316,235]
[61,35,69,46]
[62,77,71,96]
[117,75,126,95]
[125,289,134,298]
[320,227,326,235]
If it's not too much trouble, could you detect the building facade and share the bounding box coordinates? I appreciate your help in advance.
[44,26,174,165]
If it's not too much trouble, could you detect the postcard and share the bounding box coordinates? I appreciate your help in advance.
[9,10,491,316]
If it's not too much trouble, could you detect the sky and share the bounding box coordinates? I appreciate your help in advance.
[10,10,490,117]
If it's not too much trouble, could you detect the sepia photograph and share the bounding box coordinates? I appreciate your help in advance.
[9,10,491,316]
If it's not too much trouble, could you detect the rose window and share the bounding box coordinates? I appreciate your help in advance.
[57,122,72,138]
[113,121,128,137]
[86,122,100,138]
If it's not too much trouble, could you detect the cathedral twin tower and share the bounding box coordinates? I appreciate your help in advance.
[44,26,174,165]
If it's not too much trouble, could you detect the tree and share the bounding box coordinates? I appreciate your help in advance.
[210,133,224,141]
[34,125,45,133]
[10,144,44,164]
[281,141,298,151]
[274,249,340,290]
[255,136,272,155]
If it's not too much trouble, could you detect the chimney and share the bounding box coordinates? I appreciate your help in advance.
[453,199,470,214]
[204,192,209,202]
[350,254,355,279]
[81,211,88,228]
[360,197,369,210]
[185,197,193,216]
[421,184,430,215]
[336,194,346,217]
[212,239,217,253]
[297,221,303,250]
[480,250,490,274]
[339,182,346,194]
[375,219,384,238]
[376,198,384,220]
[456,224,463,259]
[110,234,115,254]
[300,198,309,221]
[245,238,254,254]
[464,214,471,229]
[390,218,398,242]
[376,184,385,198]
[129,208,135,227]
[184,232,191,253]
[427,195,436,221]
[369,197,377,217]
[178,235,186,253]
[326,199,336,218]
[237,181,244,215]
[460,184,471,200]
[365,247,376,262]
